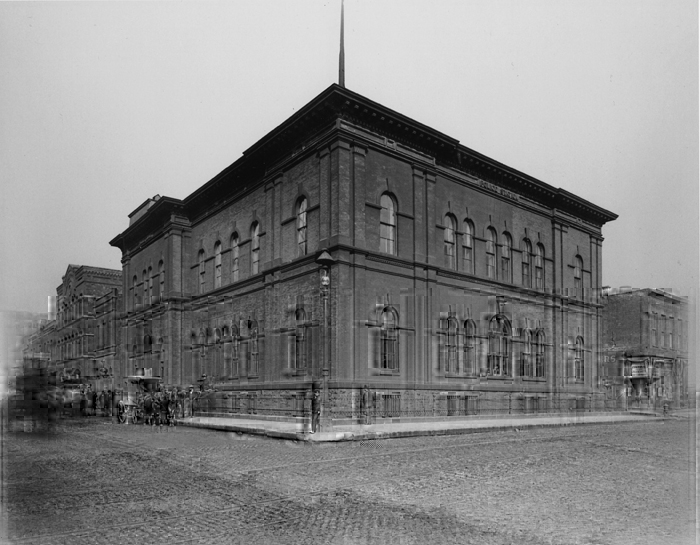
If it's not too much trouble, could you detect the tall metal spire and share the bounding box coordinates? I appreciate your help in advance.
[339,0,345,87]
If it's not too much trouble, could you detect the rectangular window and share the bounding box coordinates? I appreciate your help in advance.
[486,253,496,279]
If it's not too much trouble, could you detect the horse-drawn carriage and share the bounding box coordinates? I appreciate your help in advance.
[117,376,177,427]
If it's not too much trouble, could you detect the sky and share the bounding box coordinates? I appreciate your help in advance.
[1,0,697,319]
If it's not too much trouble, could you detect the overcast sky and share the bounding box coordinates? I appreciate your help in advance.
[1,0,697,317]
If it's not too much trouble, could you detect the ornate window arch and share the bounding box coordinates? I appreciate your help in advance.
[380,306,399,370]
[444,214,457,269]
[486,227,498,279]
[297,197,308,256]
[488,315,511,376]
[380,193,397,255]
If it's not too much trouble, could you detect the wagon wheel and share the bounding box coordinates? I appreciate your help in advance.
[131,407,140,425]
[117,410,127,424]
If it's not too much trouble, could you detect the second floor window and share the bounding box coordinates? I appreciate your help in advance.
[462,220,474,274]
[574,255,583,296]
[379,194,396,255]
[522,239,532,288]
[231,234,239,282]
[535,244,544,289]
[251,223,260,275]
[198,250,205,294]
[444,214,456,269]
[159,260,165,298]
[147,266,153,302]
[132,275,138,308]
[488,315,510,377]
[486,228,497,279]
[297,198,307,256]
[143,270,148,301]
[214,241,222,288]
[501,233,512,282]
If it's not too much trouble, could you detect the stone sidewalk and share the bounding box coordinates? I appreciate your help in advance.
[177,410,668,442]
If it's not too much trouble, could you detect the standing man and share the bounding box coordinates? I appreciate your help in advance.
[361,385,370,425]
[311,388,321,434]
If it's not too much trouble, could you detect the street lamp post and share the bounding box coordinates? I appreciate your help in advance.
[316,250,335,433]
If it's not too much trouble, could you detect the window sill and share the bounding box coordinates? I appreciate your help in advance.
[521,376,547,382]
[378,369,400,376]
[290,368,308,376]
[445,373,478,379]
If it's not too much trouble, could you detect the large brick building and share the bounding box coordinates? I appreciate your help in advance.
[109,84,617,424]
[602,287,689,409]
[22,264,122,391]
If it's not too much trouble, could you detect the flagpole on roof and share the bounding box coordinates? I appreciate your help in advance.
[339,0,345,87]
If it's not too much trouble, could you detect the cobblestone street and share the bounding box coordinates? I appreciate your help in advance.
[2,417,695,545]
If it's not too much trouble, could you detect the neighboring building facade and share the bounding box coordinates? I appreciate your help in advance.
[110,84,617,423]
[22,264,122,391]
[602,288,689,409]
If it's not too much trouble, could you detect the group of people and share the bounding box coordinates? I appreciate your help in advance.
[78,386,115,417]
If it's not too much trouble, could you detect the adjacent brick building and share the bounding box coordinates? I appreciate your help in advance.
[109,84,617,424]
[22,264,122,391]
[602,287,689,409]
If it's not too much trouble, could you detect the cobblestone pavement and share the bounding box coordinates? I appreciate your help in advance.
[2,416,695,545]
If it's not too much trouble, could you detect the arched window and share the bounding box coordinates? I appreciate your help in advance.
[132,275,138,308]
[214,241,222,288]
[535,244,545,290]
[444,214,456,269]
[142,270,148,302]
[575,336,584,381]
[297,198,308,256]
[463,319,477,376]
[501,232,512,283]
[535,330,546,377]
[521,239,532,288]
[486,228,497,279]
[574,255,583,296]
[251,223,260,275]
[146,266,152,303]
[198,250,206,294]
[231,233,239,282]
[440,315,458,374]
[249,320,259,376]
[380,307,399,370]
[294,309,306,369]
[488,315,510,376]
[462,220,474,274]
[520,329,532,377]
[159,260,165,299]
[379,193,397,255]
